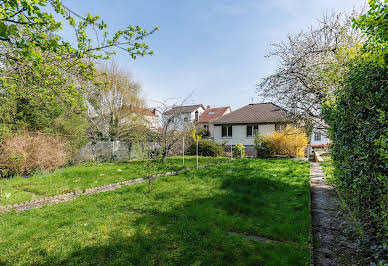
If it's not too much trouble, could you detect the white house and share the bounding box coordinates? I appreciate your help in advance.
[211,103,290,150]
[163,104,205,130]
[310,127,330,146]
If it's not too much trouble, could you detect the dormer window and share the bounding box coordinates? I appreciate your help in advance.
[208,111,215,115]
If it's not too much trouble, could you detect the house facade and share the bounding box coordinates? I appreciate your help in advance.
[211,103,289,150]
[163,104,205,130]
[198,106,231,137]
[310,127,330,146]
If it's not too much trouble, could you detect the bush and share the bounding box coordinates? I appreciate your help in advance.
[232,143,245,158]
[0,132,68,177]
[254,127,307,158]
[323,58,387,261]
[188,139,225,157]
[255,134,275,158]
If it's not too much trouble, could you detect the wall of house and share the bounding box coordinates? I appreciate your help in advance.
[310,131,330,145]
[213,124,275,146]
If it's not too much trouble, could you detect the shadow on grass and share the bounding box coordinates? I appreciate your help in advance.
[0,159,311,265]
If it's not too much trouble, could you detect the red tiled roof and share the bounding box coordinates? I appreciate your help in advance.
[198,107,231,123]
[211,103,290,124]
[120,105,158,117]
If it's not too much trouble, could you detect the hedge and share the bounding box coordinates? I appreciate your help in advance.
[324,58,387,262]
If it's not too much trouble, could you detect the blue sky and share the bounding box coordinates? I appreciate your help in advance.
[63,0,365,110]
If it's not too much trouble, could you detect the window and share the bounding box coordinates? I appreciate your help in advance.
[275,124,283,132]
[195,111,199,121]
[314,132,321,141]
[246,124,258,137]
[184,117,188,122]
[222,125,232,137]
[204,125,209,129]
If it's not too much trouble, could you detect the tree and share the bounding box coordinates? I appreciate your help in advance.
[0,0,157,149]
[257,11,363,129]
[85,61,146,141]
[155,98,193,162]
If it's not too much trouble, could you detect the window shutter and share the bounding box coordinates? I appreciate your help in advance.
[228,125,233,137]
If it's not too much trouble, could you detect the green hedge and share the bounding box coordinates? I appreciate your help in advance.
[324,58,387,262]
[187,140,225,157]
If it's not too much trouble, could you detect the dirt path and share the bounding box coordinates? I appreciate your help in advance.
[0,161,226,214]
[310,162,360,265]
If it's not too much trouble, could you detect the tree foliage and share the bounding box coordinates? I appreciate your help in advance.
[324,2,388,262]
[0,0,157,150]
[257,12,362,128]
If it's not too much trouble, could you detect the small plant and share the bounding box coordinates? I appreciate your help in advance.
[232,143,245,158]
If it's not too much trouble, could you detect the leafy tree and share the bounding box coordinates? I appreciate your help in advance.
[0,0,157,149]
[85,61,146,141]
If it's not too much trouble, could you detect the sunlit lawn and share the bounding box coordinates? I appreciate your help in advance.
[0,158,311,265]
[0,156,226,206]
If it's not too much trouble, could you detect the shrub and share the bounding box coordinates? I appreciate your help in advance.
[232,143,245,158]
[0,132,69,177]
[254,127,307,158]
[188,139,225,157]
[254,134,275,158]
[323,58,387,261]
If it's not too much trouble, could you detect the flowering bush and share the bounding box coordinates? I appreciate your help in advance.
[255,126,307,158]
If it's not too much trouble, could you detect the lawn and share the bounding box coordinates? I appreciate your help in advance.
[0,156,226,206]
[320,155,335,184]
[0,158,311,265]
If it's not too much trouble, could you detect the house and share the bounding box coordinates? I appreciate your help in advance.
[211,102,290,151]
[163,104,205,130]
[134,107,159,130]
[198,106,231,137]
[310,127,330,146]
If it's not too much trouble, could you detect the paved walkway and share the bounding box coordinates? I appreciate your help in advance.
[310,162,358,265]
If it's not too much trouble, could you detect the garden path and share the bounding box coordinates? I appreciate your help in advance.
[310,162,359,265]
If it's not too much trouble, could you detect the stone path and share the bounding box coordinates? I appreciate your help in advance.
[310,162,359,266]
[0,161,226,214]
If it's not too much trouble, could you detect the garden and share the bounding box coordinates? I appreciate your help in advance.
[0,159,311,265]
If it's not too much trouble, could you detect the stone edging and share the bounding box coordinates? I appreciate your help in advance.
[0,161,227,214]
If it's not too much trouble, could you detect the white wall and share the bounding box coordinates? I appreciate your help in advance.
[310,130,330,145]
[213,124,275,146]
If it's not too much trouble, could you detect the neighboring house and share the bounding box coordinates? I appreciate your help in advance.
[211,102,290,150]
[134,107,159,130]
[310,127,330,146]
[163,104,205,130]
[198,106,231,137]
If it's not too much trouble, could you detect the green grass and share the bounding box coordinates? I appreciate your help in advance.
[0,156,226,206]
[0,158,311,265]
[320,155,335,184]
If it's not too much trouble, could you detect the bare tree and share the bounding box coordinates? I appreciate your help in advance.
[257,11,364,129]
[152,97,194,162]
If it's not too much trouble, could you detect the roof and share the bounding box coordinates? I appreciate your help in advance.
[211,103,290,124]
[120,105,158,117]
[163,104,205,115]
[198,106,231,123]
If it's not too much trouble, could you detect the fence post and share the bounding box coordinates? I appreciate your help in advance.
[230,144,232,160]
[196,137,199,169]
[241,145,242,158]
[182,136,185,166]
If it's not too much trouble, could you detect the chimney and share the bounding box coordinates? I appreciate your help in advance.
[207,105,210,109]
